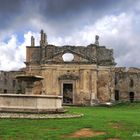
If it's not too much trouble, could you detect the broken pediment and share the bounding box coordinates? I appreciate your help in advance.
[44,49,95,63]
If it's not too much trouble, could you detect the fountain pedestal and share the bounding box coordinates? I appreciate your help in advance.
[16,75,43,95]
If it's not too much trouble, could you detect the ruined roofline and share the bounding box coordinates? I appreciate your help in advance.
[0,68,26,73]
[0,70,22,72]
[115,67,140,73]
[27,29,114,52]
[25,29,116,66]
[28,29,109,48]
[26,44,111,50]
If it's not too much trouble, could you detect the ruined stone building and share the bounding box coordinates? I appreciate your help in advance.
[0,30,140,105]
[0,70,25,94]
[115,67,140,102]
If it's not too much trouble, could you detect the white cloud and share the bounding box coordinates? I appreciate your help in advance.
[47,12,140,67]
[0,11,140,71]
[47,13,132,45]
[0,31,40,71]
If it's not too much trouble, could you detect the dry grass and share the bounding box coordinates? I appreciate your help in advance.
[63,128,106,138]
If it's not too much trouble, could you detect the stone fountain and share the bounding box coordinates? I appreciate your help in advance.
[0,74,63,113]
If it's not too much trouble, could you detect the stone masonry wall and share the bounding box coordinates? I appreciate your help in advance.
[115,67,140,102]
[41,64,98,105]
[97,66,115,103]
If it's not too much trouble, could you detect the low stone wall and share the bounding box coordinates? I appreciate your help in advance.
[0,94,63,113]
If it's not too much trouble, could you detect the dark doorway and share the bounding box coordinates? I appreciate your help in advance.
[4,89,7,93]
[63,83,73,104]
[129,92,134,103]
[115,90,119,101]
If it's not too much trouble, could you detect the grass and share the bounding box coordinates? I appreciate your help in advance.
[0,102,140,140]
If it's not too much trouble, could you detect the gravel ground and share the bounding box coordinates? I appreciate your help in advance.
[0,112,83,119]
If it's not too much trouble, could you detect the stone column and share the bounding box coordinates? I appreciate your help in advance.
[83,70,87,92]
[90,70,98,105]
[79,69,84,91]
[52,69,59,95]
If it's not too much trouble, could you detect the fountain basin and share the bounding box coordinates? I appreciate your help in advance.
[0,94,63,113]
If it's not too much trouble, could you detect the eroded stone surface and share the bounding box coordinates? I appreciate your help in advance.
[115,67,140,102]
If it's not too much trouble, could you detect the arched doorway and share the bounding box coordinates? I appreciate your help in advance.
[129,92,134,103]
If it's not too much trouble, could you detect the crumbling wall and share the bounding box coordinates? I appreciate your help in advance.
[97,47,115,66]
[0,70,25,94]
[26,46,40,63]
[115,67,140,101]
[97,67,115,103]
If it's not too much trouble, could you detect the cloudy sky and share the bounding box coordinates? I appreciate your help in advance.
[0,0,140,71]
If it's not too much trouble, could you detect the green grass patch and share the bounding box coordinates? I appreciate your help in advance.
[0,102,140,140]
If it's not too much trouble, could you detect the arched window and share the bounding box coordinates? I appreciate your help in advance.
[130,79,134,88]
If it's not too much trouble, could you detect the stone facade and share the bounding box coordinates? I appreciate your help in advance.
[24,30,116,105]
[115,67,140,102]
[0,30,140,105]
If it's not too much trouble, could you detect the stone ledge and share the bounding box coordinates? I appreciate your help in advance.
[0,107,64,114]
[0,113,84,119]
[0,94,62,99]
